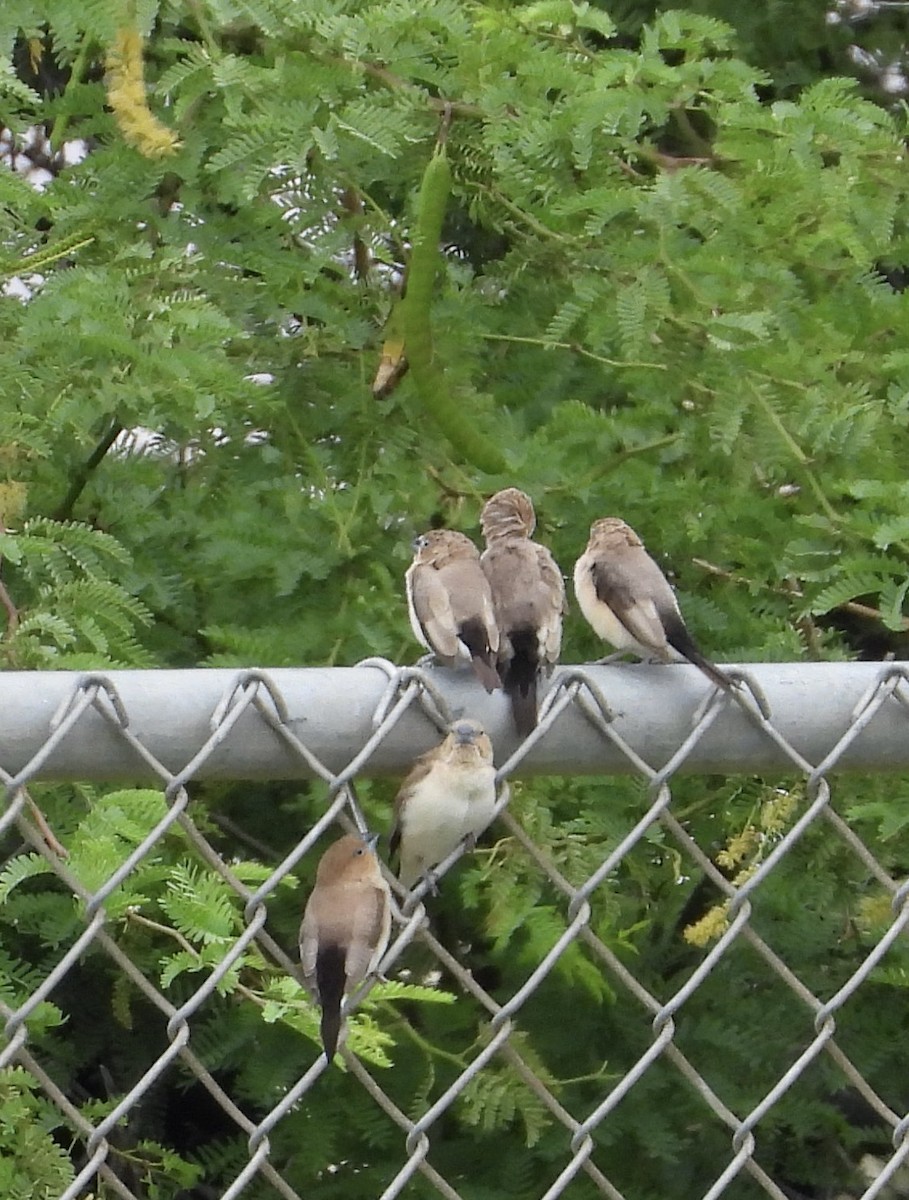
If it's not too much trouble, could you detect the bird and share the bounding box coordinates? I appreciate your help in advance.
[390,719,497,890]
[405,528,501,693]
[479,488,567,736]
[573,517,731,691]
[299,832,392,1063]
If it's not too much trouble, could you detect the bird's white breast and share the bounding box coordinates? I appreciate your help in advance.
[574,555,645,654]
[400,760,497,883]
[405,565,432,651]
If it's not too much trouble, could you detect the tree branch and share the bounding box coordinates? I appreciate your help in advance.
[692,557,909,631]
[53,416,124,521]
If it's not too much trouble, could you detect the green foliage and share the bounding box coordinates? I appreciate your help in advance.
[0,518,153,666]
[0,1069,76,1200]
[459,1055,551,1150]
[1,0,908,1195]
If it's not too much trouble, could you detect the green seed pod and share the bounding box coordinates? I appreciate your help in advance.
[404,148,452,319]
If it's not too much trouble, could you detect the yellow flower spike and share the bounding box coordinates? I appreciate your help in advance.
[683,902,730,948]
[716,827,760,870]
[760,789,799,836]
[106,26,179,158]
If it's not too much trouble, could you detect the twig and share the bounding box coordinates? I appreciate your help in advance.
[692,557,909,631]
[127,911,200,957]
[670,105,716,158]
[328,55,485,118]
[0,516,20,638]
[783,576,823,659]
[480,331,668,371]
[49,34,93,150]
[25,796,68,858]
[210,812,283,862]
[12,792,69,859]
[338,186,371,283]
[748,388,842,527]
[53,416,124,521]
[487,189,575,245]
[840,600,909,631]
[0,577,18,635]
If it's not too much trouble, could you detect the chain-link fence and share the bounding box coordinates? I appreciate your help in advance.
[2,661,908,1200]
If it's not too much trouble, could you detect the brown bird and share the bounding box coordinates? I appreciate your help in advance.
[390,719,497,890]
[405,529,501,692]
[480,488,566,735]
[573,517,731,691]
[299,833,392,1062]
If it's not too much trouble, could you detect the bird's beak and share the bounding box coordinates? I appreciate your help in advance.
[453,723,478,745]
[363,831,380,852]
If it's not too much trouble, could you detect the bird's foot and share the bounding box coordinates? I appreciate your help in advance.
[420,868,441,897]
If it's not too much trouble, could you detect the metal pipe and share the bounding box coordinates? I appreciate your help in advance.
[0,663,905,783]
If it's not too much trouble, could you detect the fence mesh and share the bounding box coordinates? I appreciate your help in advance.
[2,661,909,1200]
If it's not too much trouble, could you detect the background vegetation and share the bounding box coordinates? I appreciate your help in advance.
[0,0,908,1196]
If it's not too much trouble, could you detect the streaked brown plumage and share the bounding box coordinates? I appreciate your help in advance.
[573,517,731,691]
[480,488,566,735]
[299,833,391,1062]
[390,719,497,889]
[406,528,501,692]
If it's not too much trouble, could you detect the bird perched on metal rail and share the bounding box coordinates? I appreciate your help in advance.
[390,719,497,890]
[479,488,567,736]
[573,517,731,691]
[405,528,501,692]
[299,833,391,1063]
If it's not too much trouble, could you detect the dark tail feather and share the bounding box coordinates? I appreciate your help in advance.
[459,619,503,693]
[316,943,347,1062]
[687,651,733,692]
[504,629,539,736]
[664,616,732,692]
[472,655,503,693]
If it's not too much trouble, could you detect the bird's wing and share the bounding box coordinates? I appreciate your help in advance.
[481,542,531,630]
[299,899,321,995]
[389,747,438,858]
[407,563,460,660]
[443,560,499,654]
[345,883,391,985]
[532,544,567,665]
[478,585,500,655]
[479,541,512,627]
[589,549,676,655]
[482,539,565,668]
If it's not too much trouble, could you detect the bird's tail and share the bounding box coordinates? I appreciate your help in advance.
[315,943,346,1062]
[687,651,733,692]
[664,617,732,692]
[459,618,503,693]
[503,628,539,736]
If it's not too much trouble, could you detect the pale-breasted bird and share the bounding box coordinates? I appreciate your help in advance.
[480,488,567,736]
[405,528,501,693]
[573,517,731,691]
[390,719,497,889]
[299,833,392,1063]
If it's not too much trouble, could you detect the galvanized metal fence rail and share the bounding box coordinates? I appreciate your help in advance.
[1,661,908,1200]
